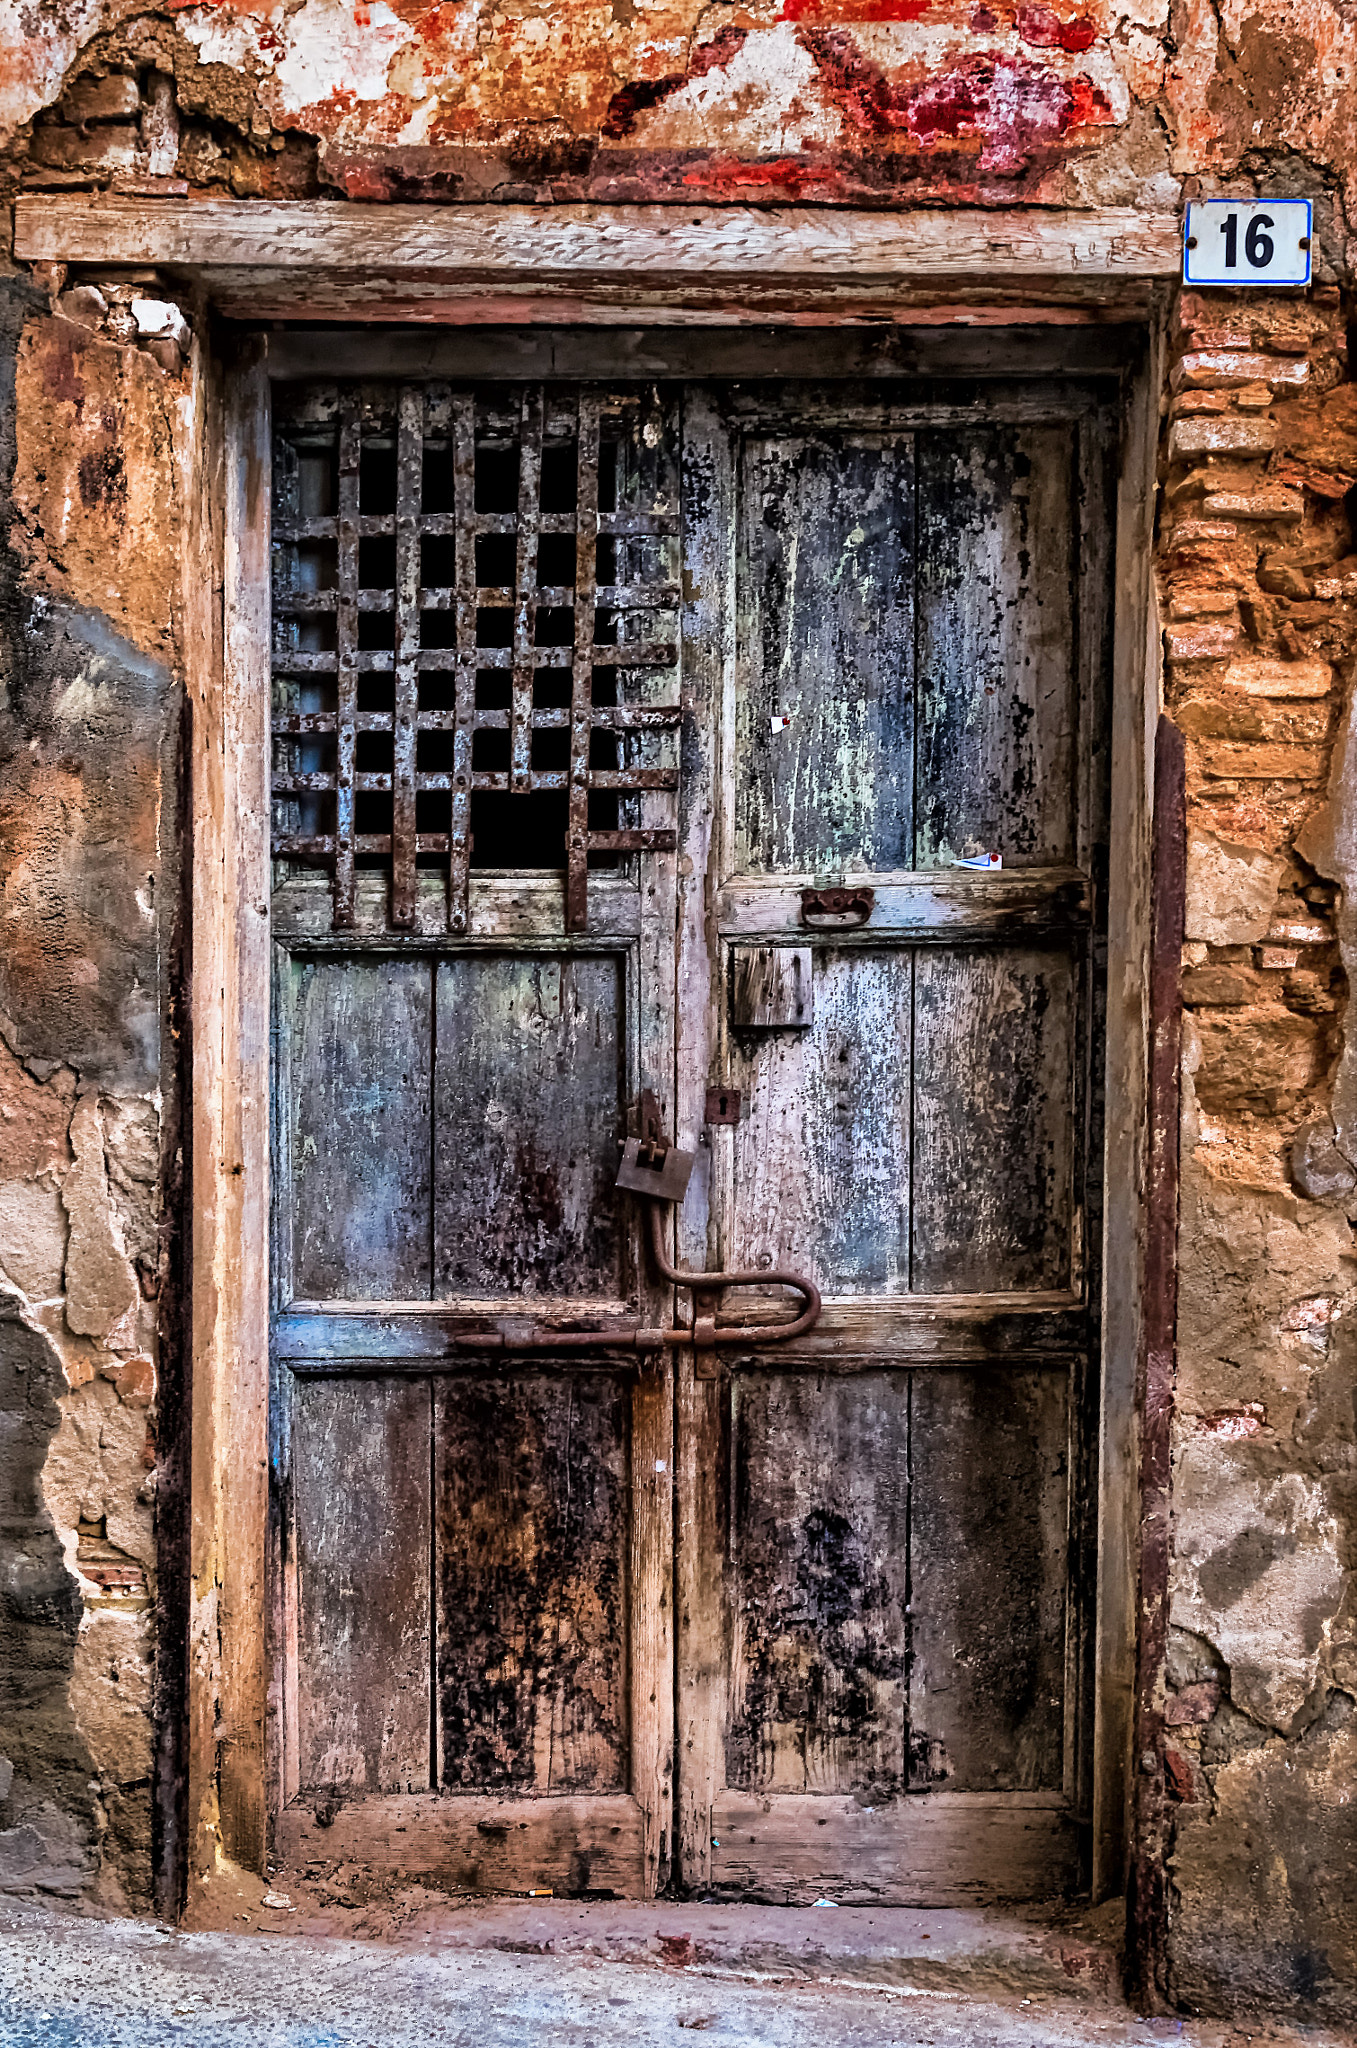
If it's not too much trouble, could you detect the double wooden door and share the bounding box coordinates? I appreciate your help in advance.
[268,360,1114,1903]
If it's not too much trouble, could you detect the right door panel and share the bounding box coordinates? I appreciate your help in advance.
[676,380,1113,1904]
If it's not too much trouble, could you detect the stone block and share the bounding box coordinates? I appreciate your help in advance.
[1184,833,1282,945]
[1202,490,1304,522]
[1223,657,1333,698]
[1170,417,1279,460]
[1175,351,1309,391]
[1165,622,1238,660]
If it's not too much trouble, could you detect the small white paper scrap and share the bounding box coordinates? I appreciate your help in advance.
[769,715,793,732]
[955,852,1002,870]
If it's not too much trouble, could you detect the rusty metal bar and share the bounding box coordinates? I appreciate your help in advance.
[567,392,601,932]
[511,386,543,799]
[391,386,422,928]
[586,829,678,853]
[333,402,361,928]
[448,390,477,934]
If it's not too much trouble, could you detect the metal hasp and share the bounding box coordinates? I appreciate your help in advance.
[623,1085,821,1357]
[799,884,875,929]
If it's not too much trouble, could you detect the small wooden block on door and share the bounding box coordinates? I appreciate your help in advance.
[731,946,814,1028]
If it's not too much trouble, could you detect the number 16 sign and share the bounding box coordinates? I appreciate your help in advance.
[1184,199,1312,287]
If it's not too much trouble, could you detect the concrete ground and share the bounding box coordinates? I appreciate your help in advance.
[0,1899,1349,2048]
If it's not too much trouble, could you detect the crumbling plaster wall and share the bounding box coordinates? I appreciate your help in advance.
[0,279,188,1911]
[0,0,1354,2024]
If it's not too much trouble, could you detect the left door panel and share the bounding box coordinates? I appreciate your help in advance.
[268,378,679,1898]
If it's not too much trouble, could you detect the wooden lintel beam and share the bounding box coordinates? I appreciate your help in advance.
[14,195,1182,286]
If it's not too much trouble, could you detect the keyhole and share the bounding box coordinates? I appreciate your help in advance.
[718,1092,729,1116]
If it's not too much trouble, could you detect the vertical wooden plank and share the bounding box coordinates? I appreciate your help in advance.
[674,390,733,1889]
[436,1374,629,1794]
[727,1372,909,1798]
[191,340,271,1877]
[391,386,422,928]
[676,1359,727,1889]
[911,945,1077,1293]
[908,1367,1070,1793]
[433,954,624,1298]
[566,393,600,933]
[293,1378,432,1792]
[511,386,544,796]
[729,948,912,1292]
[333,401,360,927]
[630,1363,673,1896]
[915,424,1078,869]
[289,955,433,1300]
[735,431,915,876]
[448,390,477,935]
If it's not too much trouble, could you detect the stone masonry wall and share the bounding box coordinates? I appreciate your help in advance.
[1157,288,1357,2021]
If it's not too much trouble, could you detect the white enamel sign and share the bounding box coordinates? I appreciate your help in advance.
[1184,199,1312,287]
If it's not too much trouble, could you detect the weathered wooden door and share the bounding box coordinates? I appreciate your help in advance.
[268,360,1113,1904]
[673,382,1112,1903]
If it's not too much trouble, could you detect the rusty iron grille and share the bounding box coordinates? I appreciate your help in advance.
[270,384,681,932]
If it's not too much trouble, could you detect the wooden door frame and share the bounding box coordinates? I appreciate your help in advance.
[21,199,1167,1909]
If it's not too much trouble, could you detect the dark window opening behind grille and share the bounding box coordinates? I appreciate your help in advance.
[271,384,681,933]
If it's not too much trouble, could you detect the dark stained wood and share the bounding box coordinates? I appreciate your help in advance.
[432,953,624,1299]
[735,431,915,876]
[435,1373,629,1793]
[727,1373,910,1798]
[911,945,1078,1293]
[915,425,1078,870]
[292,1377,432,1793]
[287,955,433,1300]
[908,1367,1070,1793]
[278,1791,646,1895]
[707,1792,1080,1906]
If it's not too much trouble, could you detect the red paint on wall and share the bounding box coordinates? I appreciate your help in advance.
[779,0,931,21]
[602,27,748,140]
[800,29,1113,170]
[1016,3,1098,54]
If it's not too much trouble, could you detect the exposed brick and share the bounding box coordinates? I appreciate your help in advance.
[1223,657,1333,698]
[1165,623,1239,660]
[1175,352,1309,392]
[1171,520,1239,544]
[1201,490,1304,523]
[1170,417,1278,459]
[1196,742,1328,780]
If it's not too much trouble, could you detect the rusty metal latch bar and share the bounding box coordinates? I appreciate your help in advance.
[426,1091,820,1357]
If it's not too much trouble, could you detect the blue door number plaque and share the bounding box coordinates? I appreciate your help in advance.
[1184,199,1312,287]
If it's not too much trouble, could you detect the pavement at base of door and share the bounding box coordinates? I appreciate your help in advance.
[0,1905,1347,2048]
